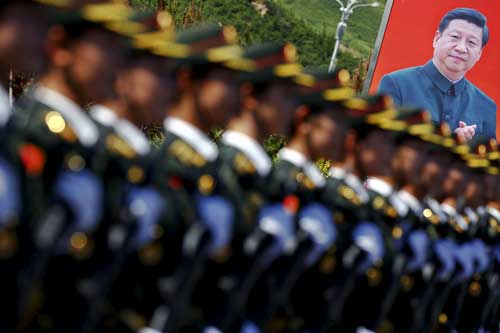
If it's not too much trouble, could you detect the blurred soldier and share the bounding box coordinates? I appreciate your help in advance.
[220,42,302,230]
[437,138,496,333]
[139,24,246,333]
[11,3,137,332]
[0,2,56,331]
[321,95,417,333]
[191,42,306,333]
[373,110,440,332]
[63,11,178,333]
[0,0,52,109]
[83,11,178,333]
[239,77,362,332]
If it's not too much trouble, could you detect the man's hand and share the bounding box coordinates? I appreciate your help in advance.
[454,121,477,141]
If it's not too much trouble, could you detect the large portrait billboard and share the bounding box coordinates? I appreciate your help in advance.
[364,0,500,140]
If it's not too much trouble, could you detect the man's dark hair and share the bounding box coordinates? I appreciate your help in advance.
[438,8,489,47]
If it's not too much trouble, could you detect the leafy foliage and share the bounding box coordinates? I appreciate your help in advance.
[133,0,385,74]
[133,0,385,161]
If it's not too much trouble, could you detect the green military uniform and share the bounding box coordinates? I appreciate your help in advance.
[9,3,159,332]
[218,131,271,231]
[134,24,248,333]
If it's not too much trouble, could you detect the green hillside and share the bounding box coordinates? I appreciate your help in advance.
[274,0,385,59]
[131,0,386,80]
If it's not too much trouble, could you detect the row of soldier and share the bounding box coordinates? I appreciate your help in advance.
[1,1,500,333]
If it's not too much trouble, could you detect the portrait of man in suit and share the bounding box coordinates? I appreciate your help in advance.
[378,8,497,140]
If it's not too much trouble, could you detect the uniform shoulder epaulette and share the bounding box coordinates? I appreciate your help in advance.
[167,138,207,168]
[105,132,137,159]
[33,88,100,147]
[42,109,79,144]
[232,152,257,175]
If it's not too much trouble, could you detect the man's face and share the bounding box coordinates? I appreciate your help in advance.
[442,160,466,198]
[464,172,482,207]
[195,67,240,129]
[119,56,175,124]
[308,112,349,162]
[357,129,397,177]
[0,3,50,76]
[420,151,448,197]
[392,139,426,187]
[433,19,484,79]
[255,81,296,138]
[66,28,125,105]
[483,173,498,203]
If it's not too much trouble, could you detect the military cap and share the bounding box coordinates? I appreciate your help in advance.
[375,107,433,136]
[105,8,173,38]
[45,1,150,39]
[419,122,456,148]
[130,10,174,48]
[296,93,395,129]
[150,23,243,65]
[296,87,355,111]
[343,93,394,114]
[107,9,175,57]
[486,138,499,161]
[462,136,493,159]
[462,137,500,174]
[338,93,395,127]
[295,68,352,92]
[294,69,356,110]
[226,42,303,82]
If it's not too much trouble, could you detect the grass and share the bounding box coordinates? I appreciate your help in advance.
[273,0,386,59]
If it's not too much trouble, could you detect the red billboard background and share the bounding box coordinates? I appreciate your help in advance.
[367,0,500,139]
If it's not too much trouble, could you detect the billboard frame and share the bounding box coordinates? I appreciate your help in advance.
[362,0,394,93]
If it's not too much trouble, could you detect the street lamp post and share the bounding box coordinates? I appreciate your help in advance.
[328,0,380,72]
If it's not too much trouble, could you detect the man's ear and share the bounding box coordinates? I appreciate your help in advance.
[476,48,483,62]
[344,129,357,153]
[114,70,128,98]
[46,26,73,67]
[241,83,258,111]
[433,30,441,48]
[176,67,192,91]
[294,105,311,135]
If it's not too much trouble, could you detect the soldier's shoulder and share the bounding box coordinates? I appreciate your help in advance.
[161,133,212,169]
[220,144,258,176]
[465,80,497,112]
[382,64,425,83]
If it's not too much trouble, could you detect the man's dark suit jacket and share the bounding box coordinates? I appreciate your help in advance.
[378,60,497,138]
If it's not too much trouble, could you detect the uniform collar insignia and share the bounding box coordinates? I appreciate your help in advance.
[329,166,346,179]
[424,197,448,223]
[164,117,218,162]
[279,148,325,188]
[90,104,118,127]
[441,203,457,216]
[222,130,272,176]
[486,206,500,221]
[331,167,369,203]
[90,104,150,155]
[365,177,409,216]
[34,86,99,147]
[397,190,423,214]
[364,177,393,197]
